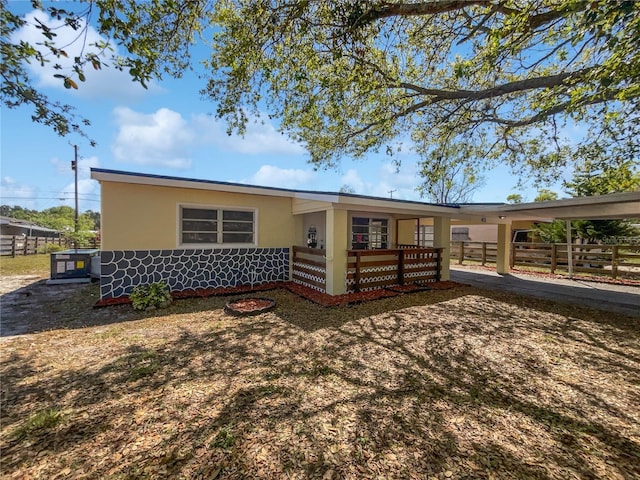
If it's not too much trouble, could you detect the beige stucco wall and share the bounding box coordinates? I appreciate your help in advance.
[326,208,349,295]
[100,182,297,250]
[396,218,418,245]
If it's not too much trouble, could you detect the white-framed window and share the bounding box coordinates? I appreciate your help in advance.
[414,225,434,246]
[179,205,256,246]
[351,217,389,250]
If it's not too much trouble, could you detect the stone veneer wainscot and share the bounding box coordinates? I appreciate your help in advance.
[100,248,290,299]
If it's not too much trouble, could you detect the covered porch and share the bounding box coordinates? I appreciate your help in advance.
[292,245,443,294]
[290,194,469,295]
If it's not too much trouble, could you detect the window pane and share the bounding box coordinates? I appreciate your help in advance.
[223,232,253,243]
[182,208,217,220]
[223,221,253,232]
[351,216,389,249]
[182,232,217,244]
[223,210,253,221]
[182,220,217,232]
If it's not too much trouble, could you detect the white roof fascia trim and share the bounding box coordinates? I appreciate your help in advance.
[92,170,301,199]
[293,192,339,202]
[335,196,458,215]
[494,191,640,213]
[91,170,461,215]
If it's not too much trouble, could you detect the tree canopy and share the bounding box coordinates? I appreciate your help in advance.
[0,205,99,232]
[533,158,639,243]
[2,1,639,186]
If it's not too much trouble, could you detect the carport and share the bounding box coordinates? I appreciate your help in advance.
[459,191,640,277]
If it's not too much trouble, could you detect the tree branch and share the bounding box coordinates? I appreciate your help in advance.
[397,68,594,103]
[360,1,569,31]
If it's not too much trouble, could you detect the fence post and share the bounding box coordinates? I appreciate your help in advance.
[398,249,405,286]
[436,248,442,281]
[550,244,557,274]
[35,236,39,254]
[509,243,515,269]
[23,236,28,255]
[11,236,17,257]
[354,251,361,293]
[612,245,619,279]
[481,242,487,265]
[458,241,464,265]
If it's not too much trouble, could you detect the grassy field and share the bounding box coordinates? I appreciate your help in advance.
[1,276,639,479]
[0,254,50,276]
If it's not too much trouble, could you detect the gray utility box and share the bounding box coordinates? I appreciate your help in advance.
[50,249,101,280]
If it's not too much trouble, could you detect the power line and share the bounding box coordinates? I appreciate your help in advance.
[0,196,100,202]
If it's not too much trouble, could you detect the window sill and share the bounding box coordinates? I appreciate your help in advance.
[177,243,258,249]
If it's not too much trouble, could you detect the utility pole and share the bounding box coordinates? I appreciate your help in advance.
[71,144,78,236]
[388,189,396,199]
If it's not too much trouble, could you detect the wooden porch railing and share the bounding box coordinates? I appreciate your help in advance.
[346,247,442,293]
[292,246,327,292]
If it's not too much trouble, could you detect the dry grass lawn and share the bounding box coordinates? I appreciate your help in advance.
[1,280,639,479]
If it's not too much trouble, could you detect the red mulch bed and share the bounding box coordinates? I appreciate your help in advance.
[386,284,431,293]
[286,282,401,307]
[94,282,283,308]
[95,281,464,308]
[172,282,282,299]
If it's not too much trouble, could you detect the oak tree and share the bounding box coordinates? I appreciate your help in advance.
[3,1,639,186]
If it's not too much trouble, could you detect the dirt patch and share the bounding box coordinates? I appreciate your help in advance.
[0,275,135,337]
[1,280,638,479]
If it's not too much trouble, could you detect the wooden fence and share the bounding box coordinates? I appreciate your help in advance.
[347,247,442,293]
[450,241,498,266]
[510,242,640,279]
[449,240,639,279]
[292,246,327,292]
[0,235,100,257]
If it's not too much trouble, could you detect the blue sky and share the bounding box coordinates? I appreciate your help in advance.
[1,3,569,213]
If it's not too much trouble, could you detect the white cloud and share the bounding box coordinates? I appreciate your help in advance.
[192,114,305,155]
[244,165,316,188]
[58,156,101,211]
[112,107,194,169]
[340,162,423,200]
[0,177,36,206]
[50,155,99,176]
[13,9,160,101]
[111,108,305,169]
[340,169,366,192]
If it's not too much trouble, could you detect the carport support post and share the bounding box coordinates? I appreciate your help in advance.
[433,216,451,281]
[496,223,511,275]
[566,220,574,278]
[325,208,348,295]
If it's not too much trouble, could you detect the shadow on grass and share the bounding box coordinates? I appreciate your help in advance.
[2,284,639,479]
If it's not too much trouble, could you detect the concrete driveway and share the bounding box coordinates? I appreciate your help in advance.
[451,266,640,317]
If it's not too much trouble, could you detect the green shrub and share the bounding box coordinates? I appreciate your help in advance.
[129,281,173,311]
[39,243,64,254]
